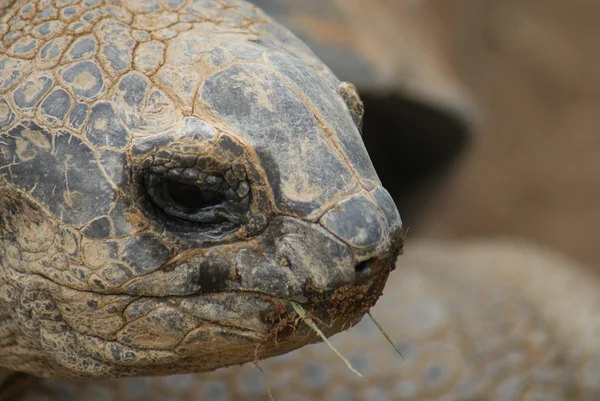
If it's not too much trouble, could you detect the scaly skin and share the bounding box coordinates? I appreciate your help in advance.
[0,0,403,387]
[20,239,600,400]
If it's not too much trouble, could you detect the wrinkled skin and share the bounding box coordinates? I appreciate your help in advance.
[0,0,402,380]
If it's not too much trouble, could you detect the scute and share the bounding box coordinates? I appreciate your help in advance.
[65,36,98,61]
[96,19,135,75]
[0,98,15,131]
[0,122,116,226]
[39,88,72,124]
[8,35,40,57]
[85,102,130,149]
[12,72,54,110]
[59,60,106,101]
[267,51,379,188]
[120,233,171,276]
[320,192,387,252]
[67,102,89,130]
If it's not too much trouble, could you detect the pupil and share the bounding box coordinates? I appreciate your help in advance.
[163,180,224,210]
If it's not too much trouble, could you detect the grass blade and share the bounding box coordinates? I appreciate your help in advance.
[290,301,363,377]
[367,311,404,359]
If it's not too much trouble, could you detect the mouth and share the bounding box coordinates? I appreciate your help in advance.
[41,268,391,378]
[298,257,393,324]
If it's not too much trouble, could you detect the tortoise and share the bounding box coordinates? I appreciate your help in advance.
[0,0,405,396]
[5,1,600,401]
[15,1,600,401]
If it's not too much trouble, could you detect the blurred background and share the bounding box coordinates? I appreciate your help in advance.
[405,0,600,271]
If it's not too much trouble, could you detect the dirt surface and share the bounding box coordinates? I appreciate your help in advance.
[394,1,600,269]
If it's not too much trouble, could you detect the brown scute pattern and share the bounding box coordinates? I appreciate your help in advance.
[17,239,600,400]
[0,0,401,385]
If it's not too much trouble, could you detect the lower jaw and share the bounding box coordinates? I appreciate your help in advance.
[18,304,368,380]
[8,267,390,380]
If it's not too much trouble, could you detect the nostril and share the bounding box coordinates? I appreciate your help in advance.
[355,258,376,275]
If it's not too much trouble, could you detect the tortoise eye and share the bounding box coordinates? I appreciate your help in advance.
[144,173,243,226]
[162,180,224,210]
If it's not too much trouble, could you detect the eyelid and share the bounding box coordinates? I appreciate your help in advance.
[140,151,248,186]
[148,165,226,189]
[141,151,232,175]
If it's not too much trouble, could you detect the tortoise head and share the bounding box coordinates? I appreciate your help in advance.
[0,0,402,379]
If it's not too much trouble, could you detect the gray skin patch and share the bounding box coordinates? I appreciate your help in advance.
[39,37,70,61]
[67,103,89,131]
[35,8,57,22]
[0,121,116,226]
[114,72,180,135]
[68,22,89,34]
[370,186,402,235]
[133,40,165,73]
[85,102,130,149]
[201,63,356,219]
[0,57,27,91]
[320,192,387,253]
[184,1,220,16]
[0,98,16,131]
[40,88,73,123]
[237,218,355,295]
[128,0,163,12]
[67,36,98,60]
[60,60,105,100]
[10,35,40,56]
[82,10,101,23]
[162,0,186,9]
[39,42,61,60]
[116,71,149,112]
[99,149,129,187]
[225,41,266,62]
[268,52,378,189]
[61,5,80,19]
[83,0,101,7]
[109,198,142,237]
[56,0,78,7]
[18,2,35,17]
[83,217,113,239]
[120,233,171,276]
[36,20,63,38]
[4,32,21,43]
[12,73,54,110]
[97,19,135,74]
[112,72,152,130]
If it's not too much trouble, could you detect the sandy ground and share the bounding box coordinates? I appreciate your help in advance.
[393,1,600,269]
